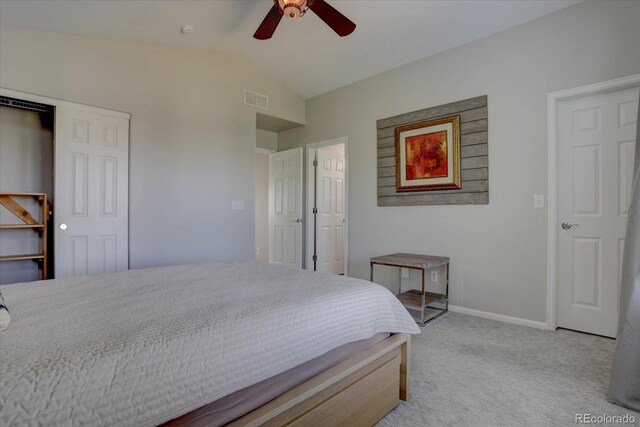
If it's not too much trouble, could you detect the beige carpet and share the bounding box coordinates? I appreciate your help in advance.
[378,312,639,426]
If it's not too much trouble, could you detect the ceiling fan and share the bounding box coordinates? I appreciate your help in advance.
[254,0,356,40]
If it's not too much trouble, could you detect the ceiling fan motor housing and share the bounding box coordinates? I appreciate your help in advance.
[277,0,308,19]
[255,0,355,40]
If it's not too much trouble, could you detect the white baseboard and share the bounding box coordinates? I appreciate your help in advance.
[448,305,548,330]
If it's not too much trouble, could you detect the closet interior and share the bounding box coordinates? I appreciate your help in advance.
[0,97,55,284]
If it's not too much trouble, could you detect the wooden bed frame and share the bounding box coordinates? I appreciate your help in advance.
[164,333,411,427]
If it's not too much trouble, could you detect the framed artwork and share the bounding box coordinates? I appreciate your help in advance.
[395,115,461,192]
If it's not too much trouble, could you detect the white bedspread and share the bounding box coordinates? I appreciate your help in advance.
[0,261,419,426]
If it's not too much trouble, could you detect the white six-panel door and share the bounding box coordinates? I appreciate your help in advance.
[55,106,129,278]
[315,148,345,274]
[268,148,303,268]
[557,86,638,337]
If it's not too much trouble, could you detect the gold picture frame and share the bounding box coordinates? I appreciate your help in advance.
[395,115,461,192]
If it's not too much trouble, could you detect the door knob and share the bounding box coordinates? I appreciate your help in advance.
[561,222,579,230]
[292,218,303,223]
[59,223,68,230]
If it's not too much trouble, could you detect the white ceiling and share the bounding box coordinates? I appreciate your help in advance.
[0,0,579,99]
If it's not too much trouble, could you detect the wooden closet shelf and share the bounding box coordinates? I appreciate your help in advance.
[0,192,49,279]
[0,224,45,229]
[0,254,45,262]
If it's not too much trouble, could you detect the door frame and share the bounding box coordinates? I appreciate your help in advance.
[546,74,640,331]
[305,136,349,274]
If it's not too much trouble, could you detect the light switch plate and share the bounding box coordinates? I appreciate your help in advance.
[534,194,545,209]
[401,268,409,279]
[232,200,244,210]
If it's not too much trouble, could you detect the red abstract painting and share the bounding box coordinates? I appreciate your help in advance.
[405,130,448,180]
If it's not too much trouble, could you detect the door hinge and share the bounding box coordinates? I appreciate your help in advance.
[313,160,318,167]
[312,255,318,262]
[312,207,317,214]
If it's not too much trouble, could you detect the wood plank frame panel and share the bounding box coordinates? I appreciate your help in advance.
[377,96,489,206]
[163,333,411,427]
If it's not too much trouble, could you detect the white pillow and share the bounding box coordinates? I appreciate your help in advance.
[0,290,10,331]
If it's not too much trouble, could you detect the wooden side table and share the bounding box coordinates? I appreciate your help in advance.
[370,253,449,326]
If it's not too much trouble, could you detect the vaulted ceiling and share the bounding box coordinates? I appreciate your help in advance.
[0,0,579,99]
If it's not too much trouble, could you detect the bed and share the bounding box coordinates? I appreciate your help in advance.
[0,260,420,426]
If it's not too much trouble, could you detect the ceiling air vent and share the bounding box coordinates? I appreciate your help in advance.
[244,90,269,110]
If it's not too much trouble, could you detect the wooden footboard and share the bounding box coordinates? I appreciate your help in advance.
[231,333,410,427]
[165,334,411,427]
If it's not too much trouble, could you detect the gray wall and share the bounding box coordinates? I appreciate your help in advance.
[0,108,53,283]
[256,129,278,151]
[278,1,640,323]
[0,26,305,269]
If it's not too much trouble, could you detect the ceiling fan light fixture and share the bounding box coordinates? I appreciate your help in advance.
[278,0,308,19]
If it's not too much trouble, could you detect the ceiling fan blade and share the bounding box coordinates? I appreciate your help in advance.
[308,0,356,37]
[253,5,283,40]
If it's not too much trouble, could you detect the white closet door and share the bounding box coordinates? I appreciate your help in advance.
[54,106,129,278]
